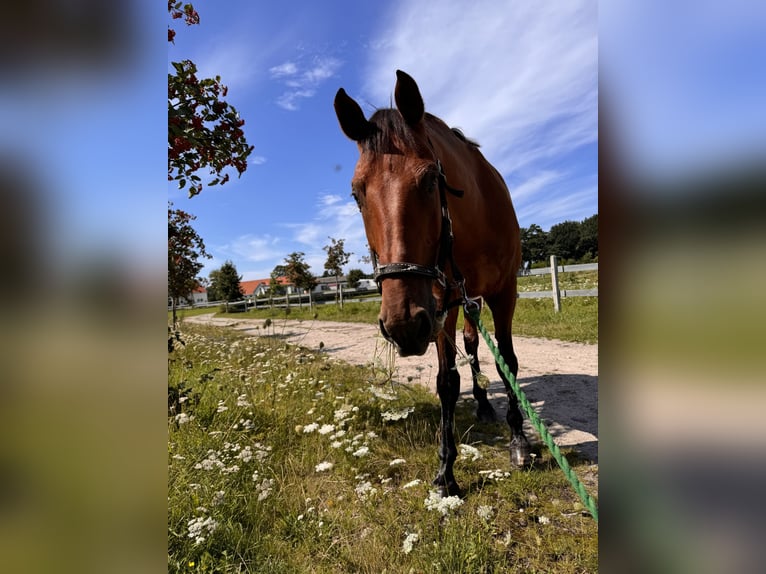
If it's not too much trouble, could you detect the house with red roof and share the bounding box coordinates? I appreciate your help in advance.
[239,276,294,299]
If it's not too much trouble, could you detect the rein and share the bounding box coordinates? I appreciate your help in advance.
[371,160,470,321]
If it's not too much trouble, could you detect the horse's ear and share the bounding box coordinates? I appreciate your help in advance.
[334,88,375,142]
[394,70,424,127]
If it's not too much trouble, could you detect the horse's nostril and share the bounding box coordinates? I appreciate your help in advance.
[415,310,432,342]
[379,319,390,340]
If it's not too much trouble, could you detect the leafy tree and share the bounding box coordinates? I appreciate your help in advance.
[520,223,548,264]
[168,2,254,197]
[206,269,221,302]
[168,203,210,329]
[577,213,598,260]
[548,220,581,261]
[209,261,243,309]
[284,252,317,309]
[346,268,365,289]
[323,237,352,309]
[267,265,286,307]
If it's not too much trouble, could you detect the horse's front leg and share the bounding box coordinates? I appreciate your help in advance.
[432,320,461,497]
[487,291,531,468]
[463,306,497,422]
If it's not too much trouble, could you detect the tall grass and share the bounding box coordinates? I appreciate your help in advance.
[168,324,597,573]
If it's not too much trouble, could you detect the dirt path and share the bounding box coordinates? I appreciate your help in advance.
[184,313,598,462]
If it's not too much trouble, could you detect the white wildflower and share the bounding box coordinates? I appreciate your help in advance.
[368,385,397,401]
[194,450,224,471]
[174,412,193,425]
[424,490,464,515]
[236,394,251,407]
[381,407,414,421]
[402,532,419,554]
[389,458,406,466]
[330,440,344,449]
[366,431,378,439]
[352,446,370,457]
[303,422,320,434]
[318,424,335,435]
[354,481,377,501]
[459,444,482,461]
[538,515,550,525]
[334,406,354,421]
[402,479,422,489]
[187,515,218,545]
[236,446,253,463]
[216,400,228,413]
[315,461,334,472]
[476,505,494,521]
[255,477,275,501]
[479,469,511,481]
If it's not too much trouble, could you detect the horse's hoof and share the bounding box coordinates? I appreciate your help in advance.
[509,435,531,467]
[432,477,461,498]
[476,403,498,423]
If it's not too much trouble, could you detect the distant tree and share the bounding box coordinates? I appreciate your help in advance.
[209,260,243,310]
[548,220,581,261]
[520,223,548,264]
[267,265,286,307]
[346,268,365,289]
[323,237,352,309]
[205,269,220,302]
[284,252,317,309]
[577,213,598,261]
[168,203,210,330]
[168,2,254,197]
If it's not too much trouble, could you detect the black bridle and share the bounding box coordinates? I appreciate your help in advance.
[371,160,471,320]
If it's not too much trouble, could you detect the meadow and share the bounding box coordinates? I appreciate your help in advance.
[168,323,598,573]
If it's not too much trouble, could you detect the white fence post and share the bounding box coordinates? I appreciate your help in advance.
[550,255,561,312]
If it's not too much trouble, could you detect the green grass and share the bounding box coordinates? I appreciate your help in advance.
[169,324,598,573]
[517,270,598,293]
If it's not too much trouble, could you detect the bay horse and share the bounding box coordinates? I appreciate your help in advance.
[334,70,530,496]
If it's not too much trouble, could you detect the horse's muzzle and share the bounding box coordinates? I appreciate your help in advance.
[379,309,433,357]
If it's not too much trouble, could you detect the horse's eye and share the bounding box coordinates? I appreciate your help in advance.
[421,171,438,194]
[350,184,364,210]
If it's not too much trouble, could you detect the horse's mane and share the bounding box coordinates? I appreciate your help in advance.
[362,108,480,154]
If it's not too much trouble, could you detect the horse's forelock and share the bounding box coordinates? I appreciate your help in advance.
[362,108,419,154]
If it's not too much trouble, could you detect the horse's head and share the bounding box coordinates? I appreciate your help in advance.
[334,70,445,356]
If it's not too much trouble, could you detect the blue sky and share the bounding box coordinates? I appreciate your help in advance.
[168,0,598,281]
[601,1,766,182]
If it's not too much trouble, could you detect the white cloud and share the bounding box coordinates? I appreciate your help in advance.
[217,234,283,264]
[193,37,257,91]
[270,56,342,110]
[282,194,369,275]
[269,61,298,77]
[359,0,597,222]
